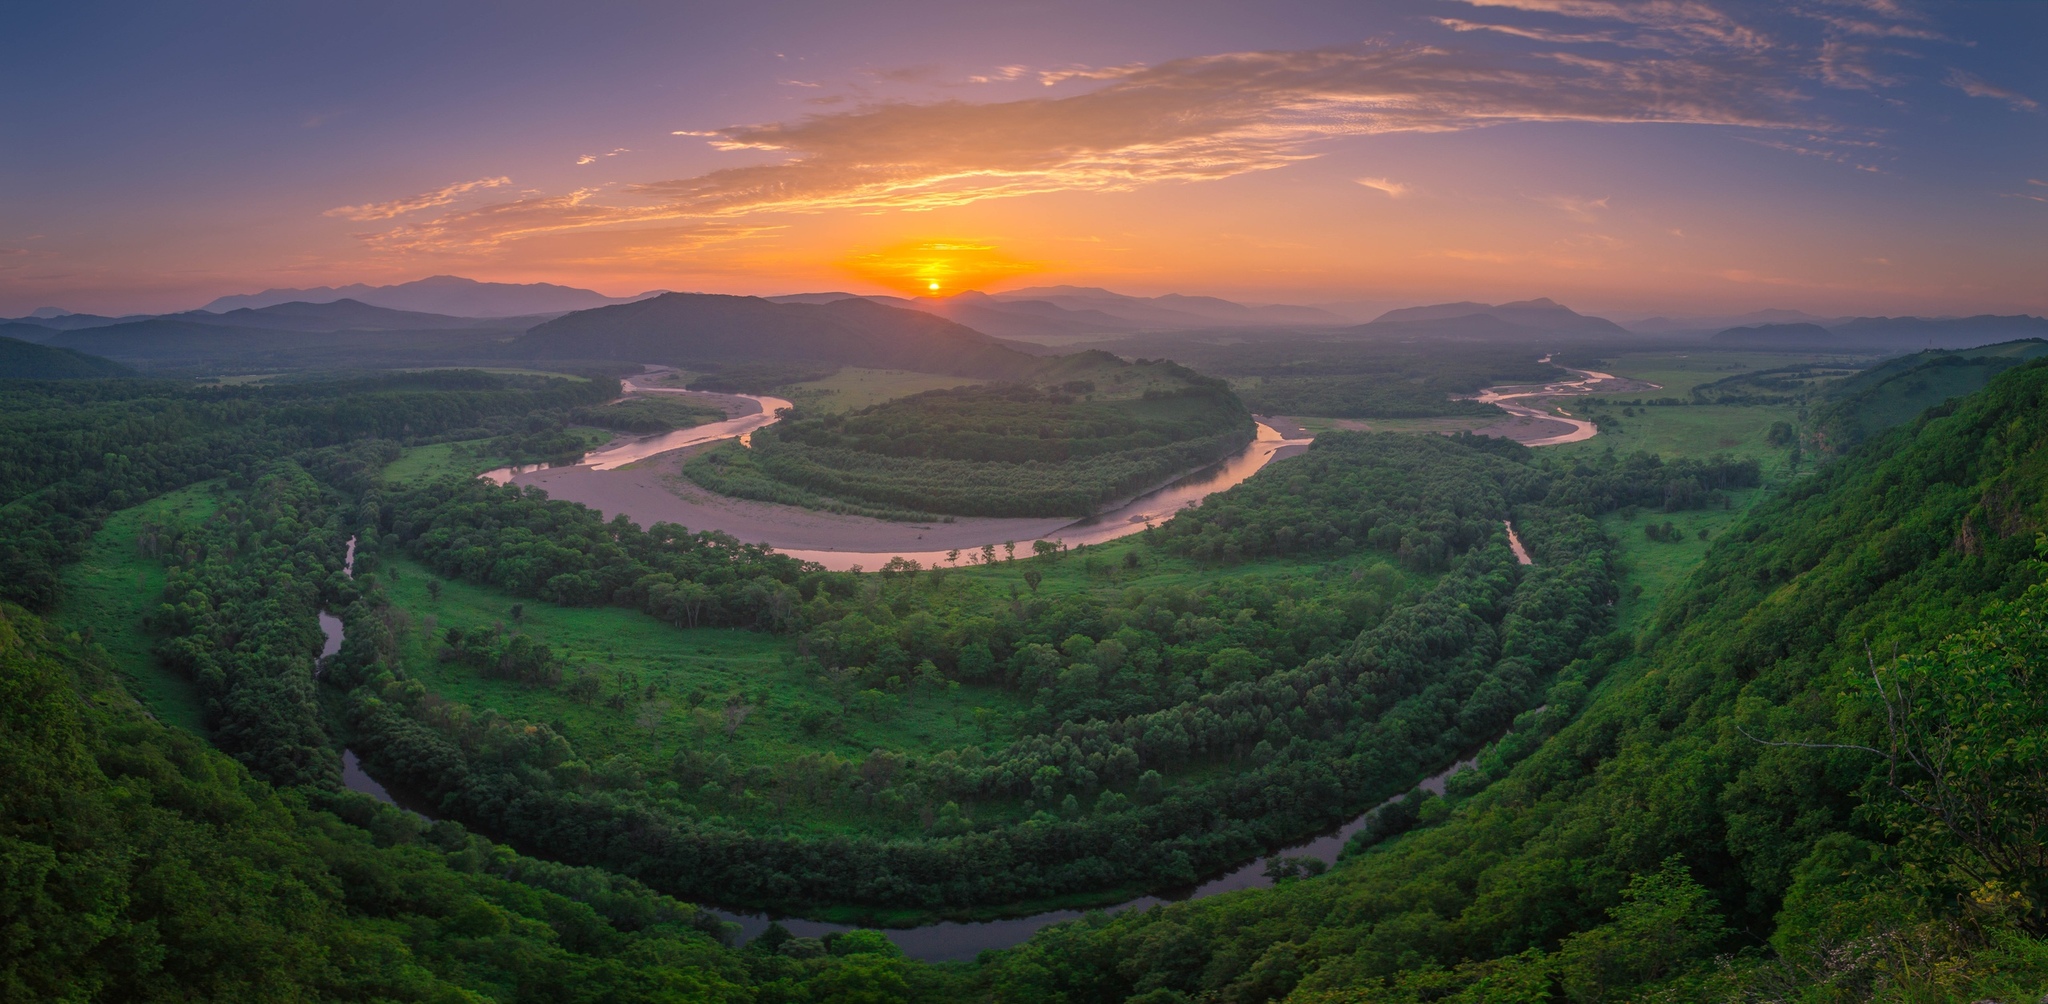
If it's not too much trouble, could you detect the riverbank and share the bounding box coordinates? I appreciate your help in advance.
[505,421,1312,570]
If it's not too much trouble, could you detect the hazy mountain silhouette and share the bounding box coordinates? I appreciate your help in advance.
[1710,322,1838,347]
[202,275,662,316]
[160,299,485,332]
[1367,297,1628,336]
[513,293,1041,376]
[1624,308,1837,334]
[1708,315,2048,351]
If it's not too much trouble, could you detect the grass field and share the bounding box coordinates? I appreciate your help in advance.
[381,427,614,483]
[1553,403,1802,466]
[1599,487,1771,632]
[778,368,982,414]
[375,555,1034,835]
[1591,350,1879,397]
[56,483,221,731]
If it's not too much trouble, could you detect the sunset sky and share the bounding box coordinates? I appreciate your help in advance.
[4,0,2044,317]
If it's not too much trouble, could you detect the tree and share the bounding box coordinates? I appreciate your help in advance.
[1022,568,1043,593]
[1555,858,1727,1002]
[1847,582,2048,932]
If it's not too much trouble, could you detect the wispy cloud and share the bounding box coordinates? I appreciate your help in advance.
[1945,69,2040,112]
[967,65,1030,84]
[340,34,1815,253]
[1451,0,1771,53]
[1356,177,1410,197]
[324,176,511,221]
[575,148,632,166]
[1537,194,1609,221]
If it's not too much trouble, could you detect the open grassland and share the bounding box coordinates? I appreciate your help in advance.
[1592,349,1877,396]
[1600,487,1768,632]
[375,556,1036,835]
[373,535,1422,842]
[56,484,220,731]
[778,367,982,413]
[1554,402,1801,465]
[379,426,614,483]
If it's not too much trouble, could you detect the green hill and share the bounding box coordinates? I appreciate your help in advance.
[686,355,1255,518]
[0,334,132,378]
[978,356,2048,1001]
[1811,338,2048,453]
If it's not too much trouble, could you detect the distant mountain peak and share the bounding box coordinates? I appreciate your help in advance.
[201,275,663,317]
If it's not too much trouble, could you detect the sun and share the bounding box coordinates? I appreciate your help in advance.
[839,240,1043,296]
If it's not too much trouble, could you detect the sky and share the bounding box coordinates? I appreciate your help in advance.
[3,0,2044,318]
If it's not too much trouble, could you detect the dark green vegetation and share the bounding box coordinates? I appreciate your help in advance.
[964,358,2048,1002]
[571,395,727,435]
[1812,338,2048,454]
[35,299,535,373]
[0,371,613,609]
[0,602,968,1001]
[0,334,133,378]
[11,349,2048,1000]
[1085,331,1564,418]
[318,417,1777,920]
[516,292,1040,377]
[688,361,843,394]
[686,356,1255,519]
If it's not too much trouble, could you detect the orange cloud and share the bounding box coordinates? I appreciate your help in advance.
[326,37,1821,259]
[839,240,1041,294]
[324,176,511,221]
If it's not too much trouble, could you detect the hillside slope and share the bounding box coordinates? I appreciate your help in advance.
[979,358,2048,1001]
[513,292,1040,377]
[0,335,132,378]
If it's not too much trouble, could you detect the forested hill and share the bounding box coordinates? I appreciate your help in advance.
[0,334,132,378]
[1809,338,2048,455]
[513,292,1043,377]
[976,358,2048,999]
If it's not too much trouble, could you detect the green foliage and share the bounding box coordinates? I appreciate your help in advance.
[0,371,614,607]
[0,335,132,378]
[0,600,970,1001]
[971,358,2048,1003]
[570,395,725,434]
[691,373,1256,518]
[1811,339,2048,454]
[688,360,840,393]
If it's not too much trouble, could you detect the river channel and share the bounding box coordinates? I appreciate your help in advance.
[317,602,1504,961]
[330,362,1591,959]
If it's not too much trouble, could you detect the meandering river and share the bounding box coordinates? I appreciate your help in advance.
[325,362,1599,958]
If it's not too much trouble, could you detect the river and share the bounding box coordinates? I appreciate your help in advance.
[776,420,1312,571]
[346,364,1572,957]
[314,585,1511,961]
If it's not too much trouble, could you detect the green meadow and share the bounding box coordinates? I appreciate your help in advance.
[56,483,221,731]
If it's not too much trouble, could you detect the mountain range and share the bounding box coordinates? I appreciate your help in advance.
[767,286,1351,341]
[198,275,663,316]
[513,292,1041,376]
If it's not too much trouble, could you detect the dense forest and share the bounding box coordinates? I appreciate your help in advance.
[298,426,1769,915]
[1077,333,1566,418]
[8,357,2048,1000]
[965,357,2048,1001]
[686,358,1256,518]
[0,371,614,608]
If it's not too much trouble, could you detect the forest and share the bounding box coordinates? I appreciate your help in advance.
[7,358,2048,1000]
[685,357,1257,519]
[1078,333,1567,418]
